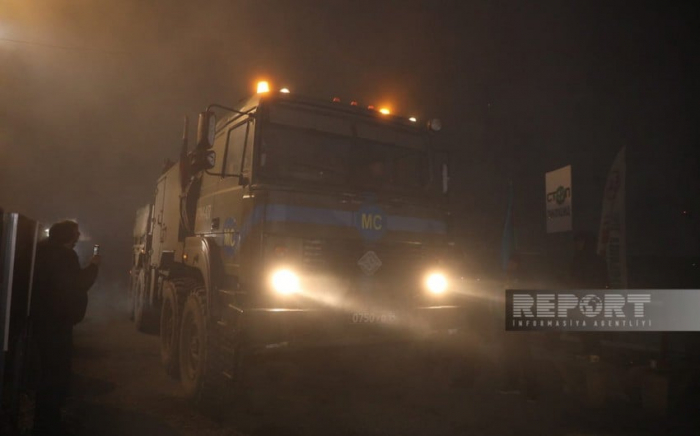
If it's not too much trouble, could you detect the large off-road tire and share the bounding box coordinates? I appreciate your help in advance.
[179,287,238,415]
[160,278,197,379]
[134,270,158,333]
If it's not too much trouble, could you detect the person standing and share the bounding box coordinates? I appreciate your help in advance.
[31,221,100,435]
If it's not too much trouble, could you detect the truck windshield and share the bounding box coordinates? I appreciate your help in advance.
[259,104,431,195]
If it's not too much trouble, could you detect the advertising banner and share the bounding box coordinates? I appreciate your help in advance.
[545,165,572,233]
[597,147,627,288]
[501,182,516,271]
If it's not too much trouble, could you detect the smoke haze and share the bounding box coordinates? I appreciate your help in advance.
[2,1,698,285]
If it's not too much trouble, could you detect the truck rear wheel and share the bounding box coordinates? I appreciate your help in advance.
[160,278,197,379]
[179,287,237,413]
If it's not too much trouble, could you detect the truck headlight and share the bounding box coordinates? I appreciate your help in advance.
[270,268,300,295]
[425,272,448,295]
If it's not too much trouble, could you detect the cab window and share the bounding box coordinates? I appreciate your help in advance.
[224,120,253,177]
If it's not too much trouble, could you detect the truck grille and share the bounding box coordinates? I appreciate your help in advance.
[301,238,426,279]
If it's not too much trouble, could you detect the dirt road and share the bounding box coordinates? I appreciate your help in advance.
[66,289,693,436]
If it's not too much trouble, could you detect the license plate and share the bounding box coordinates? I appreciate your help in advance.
[351,311,398,324]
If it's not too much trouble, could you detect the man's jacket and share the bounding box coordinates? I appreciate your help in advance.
[32,239,98,330]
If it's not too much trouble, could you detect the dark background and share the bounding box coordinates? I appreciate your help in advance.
[1,0,698,285]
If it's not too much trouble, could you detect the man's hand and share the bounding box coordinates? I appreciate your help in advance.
[90,255,102,267]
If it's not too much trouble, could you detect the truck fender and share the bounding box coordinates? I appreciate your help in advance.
[181,236,223,317]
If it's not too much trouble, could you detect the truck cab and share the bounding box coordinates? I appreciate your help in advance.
[133,88,468,406]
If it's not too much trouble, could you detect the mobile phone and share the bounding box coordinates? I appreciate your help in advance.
[93,244,100,256]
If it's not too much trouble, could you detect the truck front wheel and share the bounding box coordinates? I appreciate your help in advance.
[159,279,186,378]
[179,287,237,412]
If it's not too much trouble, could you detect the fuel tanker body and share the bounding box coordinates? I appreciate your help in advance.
[130,87,470,406]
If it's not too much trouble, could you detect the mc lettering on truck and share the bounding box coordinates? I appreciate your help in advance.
[361,213,383,230]
[355,205,386,241]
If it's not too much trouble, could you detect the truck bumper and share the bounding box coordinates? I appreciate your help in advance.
[231,305,471,354]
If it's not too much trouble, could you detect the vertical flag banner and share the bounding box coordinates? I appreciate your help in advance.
[501,182,516,271]
[597,147,627,288]
[545,165,573,233]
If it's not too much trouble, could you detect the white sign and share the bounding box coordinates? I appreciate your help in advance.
[357,251,382,276]
[545,165,572,233]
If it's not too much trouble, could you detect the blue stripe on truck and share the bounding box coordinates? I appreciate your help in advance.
[264,204,446,234]
[227,203,446,254]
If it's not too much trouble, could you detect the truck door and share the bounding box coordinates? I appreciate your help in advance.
[211,118,255,278]
[150,169,182,265]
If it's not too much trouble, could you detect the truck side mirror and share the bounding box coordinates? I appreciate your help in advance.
[190,150,217,172]
[196,111,216,149]
[203,150,216,170]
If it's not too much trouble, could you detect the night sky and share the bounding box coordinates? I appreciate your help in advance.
[1,1,698,283]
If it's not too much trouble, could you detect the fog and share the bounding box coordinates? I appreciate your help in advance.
[1,0,698,285]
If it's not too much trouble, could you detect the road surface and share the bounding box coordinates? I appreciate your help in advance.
[61,287,696,436]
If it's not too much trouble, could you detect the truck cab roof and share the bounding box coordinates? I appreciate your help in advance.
[215,92,429,135]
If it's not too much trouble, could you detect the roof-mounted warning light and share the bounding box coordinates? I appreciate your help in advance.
[257,81,270,94]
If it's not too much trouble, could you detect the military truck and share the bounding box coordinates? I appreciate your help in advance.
[130,83,468,406]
